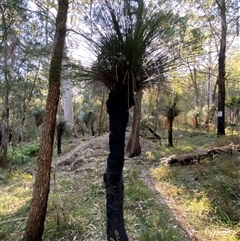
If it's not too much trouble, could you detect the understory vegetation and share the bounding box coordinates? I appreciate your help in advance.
[0,128,240,241]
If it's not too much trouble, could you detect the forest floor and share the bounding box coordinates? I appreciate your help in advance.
[52,130,240,241]
[53,132,194,241]
[1,129,240,240]
[55,133,198,240]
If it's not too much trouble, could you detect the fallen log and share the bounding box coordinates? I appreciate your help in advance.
[161,145,233,166]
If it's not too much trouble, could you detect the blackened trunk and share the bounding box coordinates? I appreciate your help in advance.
[57,128,64,154]
[91,122,95,136]
[217,0,226,135]
[105,109,129,241]
[168,117,174,147]
[104,86,134,241]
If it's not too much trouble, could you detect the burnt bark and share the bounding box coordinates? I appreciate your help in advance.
[23,0,68,240]
[217,0,226,135]
[147,126,161,141]
[56,124,65,155]
[104,84,134,241]
[167,117,174,147]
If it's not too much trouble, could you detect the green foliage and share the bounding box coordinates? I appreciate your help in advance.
[2,131,240,240]
[225,95,240,109]
[85,0,180,91]
[0,149,189,241]
[182,27,207,54]
[123,166,188,241]
[7,142,39,165]
[0,170,32,241]
[163,93,181,119]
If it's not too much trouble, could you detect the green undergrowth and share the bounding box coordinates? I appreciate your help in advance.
[7,142,39,165]
[151,130,240,241]
[0,130,240,240]
[42,160,190,241]
[0,170,33,240]
[0,154,190,241]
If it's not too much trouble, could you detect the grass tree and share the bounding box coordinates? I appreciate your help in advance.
[164,93,181,147]
[82,0,178,240]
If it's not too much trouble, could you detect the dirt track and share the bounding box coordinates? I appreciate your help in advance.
[54,133,198,241]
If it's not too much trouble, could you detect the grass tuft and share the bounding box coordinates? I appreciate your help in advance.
[151,131,240,241]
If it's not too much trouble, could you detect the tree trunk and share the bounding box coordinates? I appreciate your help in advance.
[192,67,200,108]
[98,92,106,136]
[62,63,74,131]
[104,84,134,241]
[125,0,144,158]
[126,88,142,158]
[168,117,174,147]
[194,114,199,129]
[1,125,9,168]
[56,123,65,155]
[23,1,68,240]
[0,4,10,168]
[217,0,226,135]
[74,116,85,136]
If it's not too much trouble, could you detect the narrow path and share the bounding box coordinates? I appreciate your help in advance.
[141,169,200,241]
[54,134,200,240]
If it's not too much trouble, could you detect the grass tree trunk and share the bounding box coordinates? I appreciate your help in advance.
[104,84,134,241]
[167,116,174,147]
[56,121,65,155]
[126,88,142,158]
[23,1,68,240]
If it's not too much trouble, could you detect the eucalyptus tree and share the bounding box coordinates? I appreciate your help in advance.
[216,0,227,135]
[23,0,68,240]
[180,27,207,109]
[126,1,183,157]
[0,0,57,165]
[198,0,237,135]
[79,0,180,239]
[0,0,29,167]
[61,56,75,132]
[182,0,240,135]
[225,95,240,126]
[226,50,240,97]
[90,82,108,136]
